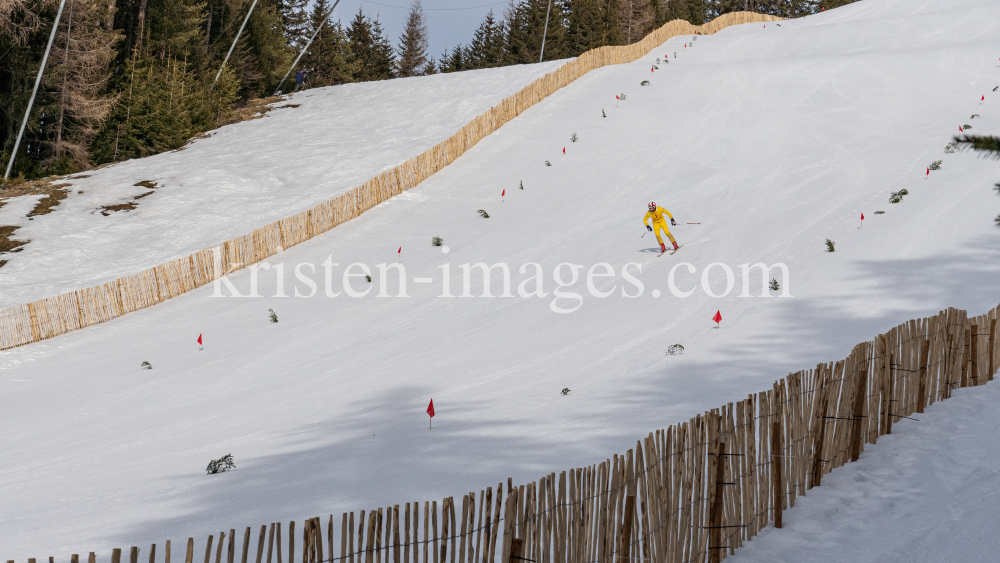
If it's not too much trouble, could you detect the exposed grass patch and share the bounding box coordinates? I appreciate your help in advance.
[0,226,28,253]
[27,185,71,217]
[100,181,158,215]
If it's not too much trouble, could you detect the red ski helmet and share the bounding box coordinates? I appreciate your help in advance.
[648,202,657,212]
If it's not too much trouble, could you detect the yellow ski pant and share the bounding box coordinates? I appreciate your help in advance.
[651,221,676,245]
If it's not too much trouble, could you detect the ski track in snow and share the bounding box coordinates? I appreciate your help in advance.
[2,0,1000,557]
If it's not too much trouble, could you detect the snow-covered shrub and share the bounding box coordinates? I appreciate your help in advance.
[545,160,551,167]
[825,239,836,252]
[769,278,780,291]
[365,273,371,283]
[478,209,490,218]
[207,454,235,475]
[929,160,942,171]
[432,236,443,247]
[641,80,650,86]
[268,309,278,323]
[602,109,606,118]
[889,189,909,203]
[519,180,524,190]
[561,388,570,395]
[140,361,152,370]
[874,210,885,214]
[944,141,959,154]
[970,114,980,119]
[570,133,578,143]
[666,344,685,355]
[963,124,972,130]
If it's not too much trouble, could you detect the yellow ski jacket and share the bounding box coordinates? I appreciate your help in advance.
[643,207,674,226]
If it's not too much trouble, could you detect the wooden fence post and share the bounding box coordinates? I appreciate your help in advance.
[186,539,194,563]
[618,495,635,563]
[150,545,157,563]
[771,420,782,529]
[971,324,979,386]
[257,526,267,563]
[131,547,139,563]
[989,318,996,381]
[242,526,251,563]
[917,340,930,413]
[886,354,895,434]
[507,539,522,563]
[708,441,727,563]
[850,369,868,462]
[113,550,122,563]
[810,379,828,488]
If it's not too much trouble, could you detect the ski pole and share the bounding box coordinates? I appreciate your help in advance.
[687,222,701,224]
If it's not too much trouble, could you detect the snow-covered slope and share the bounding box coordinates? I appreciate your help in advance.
[0,61,567,309]
[3,0,1000,557]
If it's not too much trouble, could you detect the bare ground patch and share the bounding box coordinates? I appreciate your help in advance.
[99,181,158,216]
[0,225,28,256]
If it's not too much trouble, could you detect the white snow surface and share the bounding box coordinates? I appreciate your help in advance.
[3,0,1000,558]
[0,61,567,308]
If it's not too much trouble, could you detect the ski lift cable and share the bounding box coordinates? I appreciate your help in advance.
[360,0,507,10]
[272,0,343,96]
[212,0,260,87]
[4,0,68,181]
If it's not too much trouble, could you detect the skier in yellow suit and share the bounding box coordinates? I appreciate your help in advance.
[644,202,680,253]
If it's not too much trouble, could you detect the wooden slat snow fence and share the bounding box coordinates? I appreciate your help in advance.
[0,11,780,351]
[8,304,1000,562]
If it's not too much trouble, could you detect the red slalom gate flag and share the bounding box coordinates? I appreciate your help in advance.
[983,95,986,101]
[960,126,964,133]
[427,399,435,428]
[562,147,566,154]
[861,212,864,229]
[197,333,202,345]
[926,167,930,176]
[713,310,722,326]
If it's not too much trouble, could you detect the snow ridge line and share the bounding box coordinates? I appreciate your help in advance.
[0,11,780,351]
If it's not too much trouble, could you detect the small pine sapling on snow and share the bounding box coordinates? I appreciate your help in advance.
[944,141,959,154]
[929,160,942,171]
[140,361,152,370]
[206,454,235,475]
[641,80,650,86]
[432,236,443,246]
[570,133,578,143]
[963,124,972,130]
[970,114,980,119]
[519,180,524,190]
[825,239,836,252]
[602,109,606,118]
[561,388,571,395]
[889,189,909,203]
[874,210,885,214]
[545,160,551,166]
[769,278,780,291]
[478,209,490,218]
[365,273,372,283]
[666,344,685,355]
[655,57,660,63]
[268,309,278,323]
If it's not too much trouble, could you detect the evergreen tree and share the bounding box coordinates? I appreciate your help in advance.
[504,0,566,64]
[300,0,356,86]
[395,0,433,77]
[347,8,395,81]
[465,10,506,69]
[276,0,310,48]
[438,44,466,73]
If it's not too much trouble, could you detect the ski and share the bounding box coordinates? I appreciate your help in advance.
[670,245,682,255]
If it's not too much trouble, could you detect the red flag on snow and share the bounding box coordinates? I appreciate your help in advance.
[712,310,722,325]
[197,334,203,345]
[982,95,986,101]
[926,167,930,176]
[960,126,964,133]
[861,212,865,221]
[562,147,566,154]
[427,399,435,429]
[616,95,619,100]
[651,66,654,72]
[502,189,505,197]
